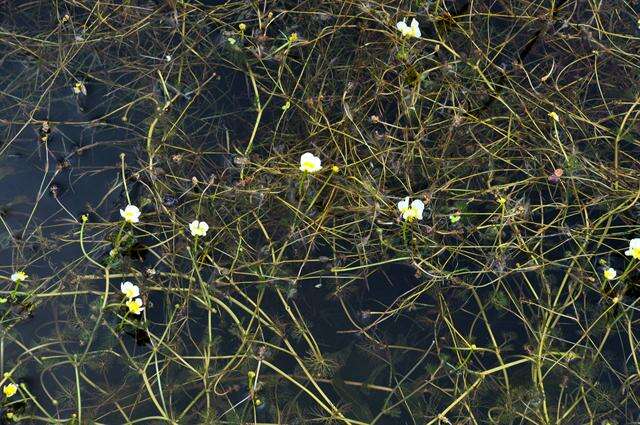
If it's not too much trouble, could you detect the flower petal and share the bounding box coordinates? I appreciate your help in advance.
[397,197,410,212]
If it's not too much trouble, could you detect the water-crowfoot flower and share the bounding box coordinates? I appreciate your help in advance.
[397,197,424,222]
[126,298,144,315]
[603,268,617,280]
[120,281,140,299]
[299,153,322,173]
[189,220,209,237]
[10,271,28,283]
[625,238,640,260]
[120,205,141,223]
[3,383,17,398]
[396,18,421,38]
[72,81,87,96]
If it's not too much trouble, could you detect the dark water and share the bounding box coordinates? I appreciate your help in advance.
[1,1,640,424]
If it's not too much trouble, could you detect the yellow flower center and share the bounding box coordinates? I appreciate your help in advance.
[404,208,419,221]
[302,161,316,171]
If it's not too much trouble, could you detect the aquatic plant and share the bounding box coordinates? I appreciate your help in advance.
[1,0,639,423]
[396,18,421,39]
[397,197,424,222]
[188,220,209,237]
[299,152,322,173]
[119,281,140,299]
[119,205,141,224]
[125,298,144,315]
[10,272,27,283]
[3,384,17,398]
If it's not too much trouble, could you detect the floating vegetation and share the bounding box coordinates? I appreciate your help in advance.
[1,0,640,424]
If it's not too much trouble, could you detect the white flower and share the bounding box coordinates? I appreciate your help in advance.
[189,220,209,237]
[126,298,144,315]
[603,268,617,280]
[120,281,140,299]
[120,205,141,223]
[396,18,421,39]
[397,197,424,222]
[625,238,640,260]
[299,152,322,173]
[72,81,87,96]
[10,271,28,283]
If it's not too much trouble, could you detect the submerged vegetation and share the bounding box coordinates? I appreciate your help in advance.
[1,0,640,423]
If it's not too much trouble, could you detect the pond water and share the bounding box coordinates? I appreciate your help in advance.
[1,1,640,424]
